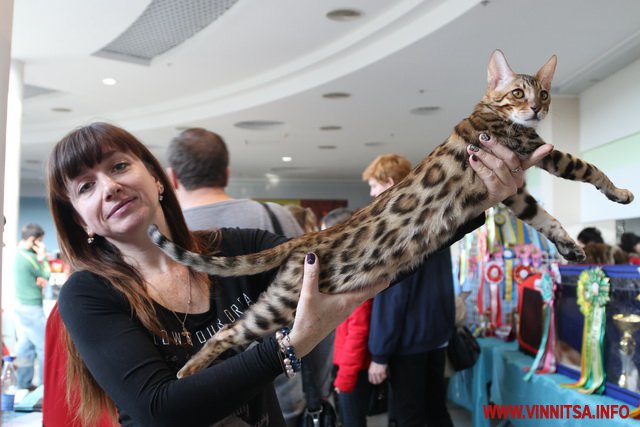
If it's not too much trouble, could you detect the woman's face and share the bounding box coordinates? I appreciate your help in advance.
[66,150,164,245]
[368,178,394,198]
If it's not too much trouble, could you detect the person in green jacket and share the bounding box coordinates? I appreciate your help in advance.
[14,223,50,389]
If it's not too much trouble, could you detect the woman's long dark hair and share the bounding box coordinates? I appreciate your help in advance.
[47,122,217,425]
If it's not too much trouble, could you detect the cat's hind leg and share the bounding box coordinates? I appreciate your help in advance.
[503,186,586,261]
[177,276,299,378]
[539,150,634,204]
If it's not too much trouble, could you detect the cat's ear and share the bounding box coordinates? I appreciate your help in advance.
[535,55,557,91]
[487,49,516,91]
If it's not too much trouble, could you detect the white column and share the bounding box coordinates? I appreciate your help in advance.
[0,0,15,344]
[2,60,23,315]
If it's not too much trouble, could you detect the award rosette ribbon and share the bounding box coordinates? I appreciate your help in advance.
[561,268,610,394]
[502,248,515,305]
[484,260,504,328]
[523,272,556,381]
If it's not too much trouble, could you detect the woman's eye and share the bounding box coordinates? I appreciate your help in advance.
[78,182,93,194]
[512,89,524,99]
[113,162,128,172]
[540,90,549,100]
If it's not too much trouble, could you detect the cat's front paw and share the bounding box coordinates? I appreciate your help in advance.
[555,241,586,262]
[608,188,634,205]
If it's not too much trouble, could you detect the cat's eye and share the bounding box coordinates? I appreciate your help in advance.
[540,90,549,100]
[511,89,524,99]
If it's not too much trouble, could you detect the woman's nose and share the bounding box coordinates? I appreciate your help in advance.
[102,176,122,199]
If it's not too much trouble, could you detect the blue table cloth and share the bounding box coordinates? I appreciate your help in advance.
[449,337,639,426]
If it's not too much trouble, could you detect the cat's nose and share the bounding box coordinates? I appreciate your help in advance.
[531,105,541,113]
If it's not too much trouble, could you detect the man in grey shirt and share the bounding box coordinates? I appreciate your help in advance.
[166,127,306,426]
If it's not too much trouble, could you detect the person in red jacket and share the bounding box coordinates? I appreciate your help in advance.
[43,302,115,427]
[333,299,374,427]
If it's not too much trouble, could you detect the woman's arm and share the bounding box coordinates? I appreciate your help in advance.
[59,272,284,427]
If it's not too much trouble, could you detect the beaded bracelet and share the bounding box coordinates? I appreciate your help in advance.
[275,327,301,378]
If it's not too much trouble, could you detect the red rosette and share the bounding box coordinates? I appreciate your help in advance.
[484,261,504,284]
[513,263,533,284]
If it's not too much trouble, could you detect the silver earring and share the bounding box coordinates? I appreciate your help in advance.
[87,235,94,244]
[159,194,164,202]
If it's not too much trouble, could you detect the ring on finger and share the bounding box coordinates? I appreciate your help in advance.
[510,167,523,174]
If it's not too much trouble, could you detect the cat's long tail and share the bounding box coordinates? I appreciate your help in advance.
[148,224,297,276]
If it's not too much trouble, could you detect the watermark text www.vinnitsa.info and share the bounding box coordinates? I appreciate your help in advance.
[483,404,631,420]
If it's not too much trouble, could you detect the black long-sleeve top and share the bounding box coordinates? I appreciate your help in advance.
[59,228,288,427]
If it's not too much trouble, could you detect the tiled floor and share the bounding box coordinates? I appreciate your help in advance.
[367,402,473,427]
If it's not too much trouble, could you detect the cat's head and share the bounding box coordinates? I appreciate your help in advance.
[484,50,557,128]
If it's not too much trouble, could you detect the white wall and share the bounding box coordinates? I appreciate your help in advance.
[581,57,640,152]
[579,56,640,222]
[227,178,371,208]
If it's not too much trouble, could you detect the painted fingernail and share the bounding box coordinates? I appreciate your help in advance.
[306,253,316,265]
[470,154,478,161]
[479,133,490,142]
[469,144,480,152]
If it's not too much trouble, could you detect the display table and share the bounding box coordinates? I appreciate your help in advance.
[449,337,639,426]
[449,337,516,427]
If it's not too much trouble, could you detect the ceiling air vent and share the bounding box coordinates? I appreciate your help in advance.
[410,106,441,115]
[234,120,285,130]
[94,0,239,65]
[23,84,58,99]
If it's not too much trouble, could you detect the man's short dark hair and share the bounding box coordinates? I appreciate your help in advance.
[167,128,229,190]
[21,223,45,240]
[321,207,354,229]
[577,227,604,245]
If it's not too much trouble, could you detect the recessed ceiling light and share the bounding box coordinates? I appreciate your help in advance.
[175,126,190,131]
[364,141,386,147]
[326,9,362,21]
[322,92,351,99]
[102,77,117,86]
[282,156,293,162]
[320,125,342,131]
[410,106,441,115]
[234,120,285,130]
[51,107,72,113]
[318,145,337,150]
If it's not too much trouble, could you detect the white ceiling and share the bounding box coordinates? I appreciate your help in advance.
[12,0,640,194]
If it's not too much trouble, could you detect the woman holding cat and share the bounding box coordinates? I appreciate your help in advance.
[47,122,549,426]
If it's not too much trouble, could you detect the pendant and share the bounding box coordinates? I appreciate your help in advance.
[181,328,193,346]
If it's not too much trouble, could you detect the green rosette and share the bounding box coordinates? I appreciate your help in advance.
[561,268,610,394]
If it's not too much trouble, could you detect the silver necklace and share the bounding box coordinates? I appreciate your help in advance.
[149,270,194,346]
[168,273,193,346]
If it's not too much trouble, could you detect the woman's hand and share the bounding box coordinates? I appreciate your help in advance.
[288,253,389,357]
[368,361,388,385]
[467,133,553,208]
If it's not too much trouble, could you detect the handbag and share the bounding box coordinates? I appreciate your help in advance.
[367,381,388,416]
[299,363,337,427]
[447,326,481,371]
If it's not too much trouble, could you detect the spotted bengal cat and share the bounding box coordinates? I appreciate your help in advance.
[150,50,633,378]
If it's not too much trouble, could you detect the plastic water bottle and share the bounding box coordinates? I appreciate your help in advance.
[1,355,18,411]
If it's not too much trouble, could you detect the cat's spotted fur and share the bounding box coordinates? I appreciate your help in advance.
[149,50,633,378]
